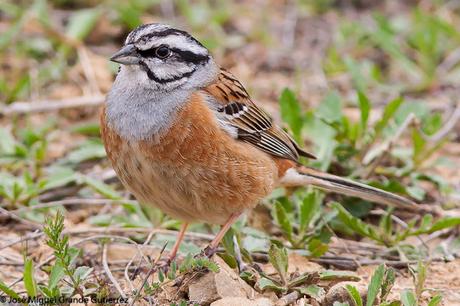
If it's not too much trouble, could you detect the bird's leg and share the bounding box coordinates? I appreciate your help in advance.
[202,212,241,258]
[157,222,189,271]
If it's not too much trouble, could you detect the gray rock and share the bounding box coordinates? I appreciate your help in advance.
[188,257,255,305]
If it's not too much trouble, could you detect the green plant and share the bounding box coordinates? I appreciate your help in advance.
[140,254,219,304]
[345,263,442,306]
[42,211,93,301]
[332,202,460,255]
[271,189,332,256]
[247,244,360,302]
[327,8,460,92]
[0,212,96,305]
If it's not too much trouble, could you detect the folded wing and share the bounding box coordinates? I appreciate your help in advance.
[203,69,316,162]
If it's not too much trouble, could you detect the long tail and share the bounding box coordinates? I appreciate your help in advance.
[280,166,417,208]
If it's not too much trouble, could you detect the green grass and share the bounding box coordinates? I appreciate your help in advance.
[0,0,458,304]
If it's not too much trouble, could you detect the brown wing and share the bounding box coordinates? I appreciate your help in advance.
[203,69,316,162]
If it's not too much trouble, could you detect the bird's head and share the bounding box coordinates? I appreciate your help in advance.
[110,23,218,91]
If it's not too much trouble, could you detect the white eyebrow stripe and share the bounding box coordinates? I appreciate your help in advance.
[126,24,171,44]
[139,35,207,55]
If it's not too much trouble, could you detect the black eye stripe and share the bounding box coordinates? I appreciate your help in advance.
[137,47,161,58]
[170,48,209,64]
[137,46,209,64]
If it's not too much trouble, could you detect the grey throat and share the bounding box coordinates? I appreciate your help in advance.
[106,59,219,141]
[106,66,191,141]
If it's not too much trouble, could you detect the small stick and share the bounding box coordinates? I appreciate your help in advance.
[371,209,430,253]
[428,104,460,142]
[128,244,168,306]
[0,95,105,115]
[77,47,102,96]
[124,230,156,292]
[0,207,42,229]
[0,230,42,251]
[363,113,417,168]
[102,243,127,299]
[61,227,214,241]
[1,227,212,253]
[7,234,147,289]
[276,291,300,306]
[13,198,137,213]
[311,256,446,269]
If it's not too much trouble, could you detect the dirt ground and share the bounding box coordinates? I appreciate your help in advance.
[1,1,460,305]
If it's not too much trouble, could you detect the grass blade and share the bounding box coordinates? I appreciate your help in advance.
[401,289,417,306]
[346,284,363,306]
[24,258,38,297]
[366,264,385,306]
[0,279,20,299]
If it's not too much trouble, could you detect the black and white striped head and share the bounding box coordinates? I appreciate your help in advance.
[110,24,218,91]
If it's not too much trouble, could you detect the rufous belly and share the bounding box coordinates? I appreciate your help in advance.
[101,94,279,224]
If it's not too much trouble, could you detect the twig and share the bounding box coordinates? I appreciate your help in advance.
[311,256,446,269]
[61,227,213,241]
[124,230,156,292]
[102,243,127,299]
[423,228,454,245]
[281,0,298,50]
[362,140,393,180]
[13,198,137,213]
[275,291,300,306]
[323,216,361,269]
[77,47,102,96]
[5,227,212,290]
[1,227,212,254]
[233,234,245,272]
[159,0,175,19]
[0,95,105,115]
[438,48,460,74]
[0,230,42,251]
[370,209,430,252]
[38,185,83,202]
[428,104,460,142]
[363,113,417,167]
[8,234,148,289]
[128,244,168,306]
[0,261,23,266]
[0,207,42,229]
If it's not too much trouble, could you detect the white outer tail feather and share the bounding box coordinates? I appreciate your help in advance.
[280,168,417,208]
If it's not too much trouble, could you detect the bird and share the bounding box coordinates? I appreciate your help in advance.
[101,23,415,268]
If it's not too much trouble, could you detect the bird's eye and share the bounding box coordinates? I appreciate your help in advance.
[155,46,171,59]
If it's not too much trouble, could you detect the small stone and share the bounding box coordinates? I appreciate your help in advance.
[324,282,368,306]
[188,256,255,305]
[211,297,274,306]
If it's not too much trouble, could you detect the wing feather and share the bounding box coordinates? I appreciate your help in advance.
[203,69,316,162]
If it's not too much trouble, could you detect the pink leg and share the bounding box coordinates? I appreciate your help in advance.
[167,222,189,262]
[154,223,189,272]
[203,212,241,257]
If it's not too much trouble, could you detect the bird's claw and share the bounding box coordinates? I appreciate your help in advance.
[203,245,217,258]
[194,245,217,259]
[154,257,172,273]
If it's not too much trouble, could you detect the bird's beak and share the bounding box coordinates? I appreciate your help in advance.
[110,44,139,65]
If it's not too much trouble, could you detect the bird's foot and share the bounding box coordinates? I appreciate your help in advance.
[202,245,217,258]
[193,245,217,261]
[154,257,173,274]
